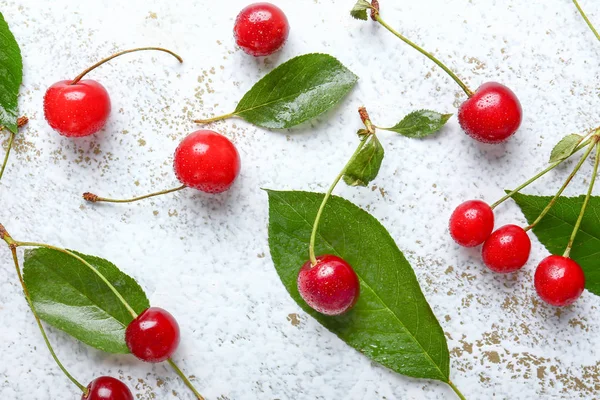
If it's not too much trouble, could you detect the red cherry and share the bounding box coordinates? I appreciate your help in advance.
[481,224,531,273]
[449,200,494,247]
[534,255,585,307]
[173,130,241,193]
[297,255,360,316]
[458,82,522,144]
[43,79,111,137]
[234,2,290,57]
[82,376,133,400]
[125,307,180,363]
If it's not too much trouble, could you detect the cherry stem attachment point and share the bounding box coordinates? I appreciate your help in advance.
[0,116,29,182]
[573,0,600,42]
[0,225,87,394]
[71,47,183,85]
[83,185,186,204]
[448,380,467,400]
[193,112,236,125]
[564,140,600,257]
[308,107,374,265]
[167,359,205,400]
[524,141,596,232]
[372,13,473,97]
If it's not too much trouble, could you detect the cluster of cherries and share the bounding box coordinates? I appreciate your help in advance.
[449,200,586,307]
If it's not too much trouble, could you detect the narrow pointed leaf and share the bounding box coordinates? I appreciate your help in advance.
[382,110,451,139]
[511,193,600,296]
[549,134,584,163]
[232,53,358,129]
[267,190,450,381]
[350,0,372,20]
[343,135,384,186]
[23,248,150,353]
[0,12,22,133]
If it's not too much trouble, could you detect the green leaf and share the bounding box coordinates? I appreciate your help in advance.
[549,134,584,163]
[350,0,372,20]
[23,248,150,354]
[343,135,384,186]
[267,190,450,382]
[382,110,452,139]
[233,53,358,129]
[511,193,600,296]
[0,12,22,134]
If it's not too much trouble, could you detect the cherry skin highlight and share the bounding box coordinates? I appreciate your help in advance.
[297,255,360,316]
[234,2,290,56]
[125,307,180,363]
[43,80,111,137]
[458,82,522,144]
[534,255,585,307]
[173,130,241,193]
[449,200,494,247]
[481,224,531,273]
[82,376,133,400]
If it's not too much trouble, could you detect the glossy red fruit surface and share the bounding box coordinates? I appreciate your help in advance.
[534,255,585,307]
[234,2,290,56]
[125,307,180,363]
[482,224,531,273]
[43,79,111,137]
[82,376,133,400]
[449,200,494,247]
[458,82,522,144]
[173,130,241,193]
[297,255,360,316]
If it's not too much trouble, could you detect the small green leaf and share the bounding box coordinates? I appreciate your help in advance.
[511,193,600,296]
[382,110,451,139]
[267,190,450,382]
[549,134,584,163]
[232,53,358,129]
[24,248,150,353]
[351,0,372,20]
[343,135,384,186]
[0,12,22,134]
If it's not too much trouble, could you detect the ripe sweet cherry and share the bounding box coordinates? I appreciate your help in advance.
[449,200,494,247]
[534,255,586,307]
[458,82,523,144]
[125,307,180,363]
[234,2,290,56]
[482,224,531,273]
[82,376,133,400]
[297,255,360,316]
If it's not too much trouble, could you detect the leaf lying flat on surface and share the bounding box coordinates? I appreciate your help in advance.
[23,248,149,353]
[511,192,600,296]
[0,12,22,133]
[343,135,385,187]
[267,190,450,381]
[381,110,451,139]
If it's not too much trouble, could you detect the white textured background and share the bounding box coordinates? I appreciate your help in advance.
[1,0,599,398]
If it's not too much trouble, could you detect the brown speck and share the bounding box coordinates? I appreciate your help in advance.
[287,313,301,327]
[148,11,157,19]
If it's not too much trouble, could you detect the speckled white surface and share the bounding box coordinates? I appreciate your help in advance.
[1,0,600,398]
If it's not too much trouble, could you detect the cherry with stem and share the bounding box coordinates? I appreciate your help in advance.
[0,116,29,182]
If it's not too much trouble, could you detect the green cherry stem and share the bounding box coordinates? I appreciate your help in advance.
[71,47,183,85]
[167,359,205,400]
[564,140,600,257]
[372,11,473,97]
[448,380,467,400]
[308,107,374,265]
[572,0,600,42]
[193,112,236,125]
[0,225,88,394]
[83,185,186,204]
[0,116,29,182]
[524,141,596,232]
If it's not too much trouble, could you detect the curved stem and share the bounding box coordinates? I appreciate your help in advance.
[83,185,186,204]
[193,112,236,125]
[0,131,15,182]
[564,141,600,257]
[524,142,596,232]
[374,14,473,97]
[71,47,183,84]
[573,0,600,42]
[448,380,467,400]
[167,359,205,400]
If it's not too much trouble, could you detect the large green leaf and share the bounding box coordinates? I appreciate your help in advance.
[0,12,22,133]
[23,248,150,353]
[232,53,358,129]
[343,135,384,187]
[267,190,450,382]
[511,193,600,296]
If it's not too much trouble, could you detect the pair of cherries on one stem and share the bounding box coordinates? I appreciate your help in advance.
[449,200,585,307]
